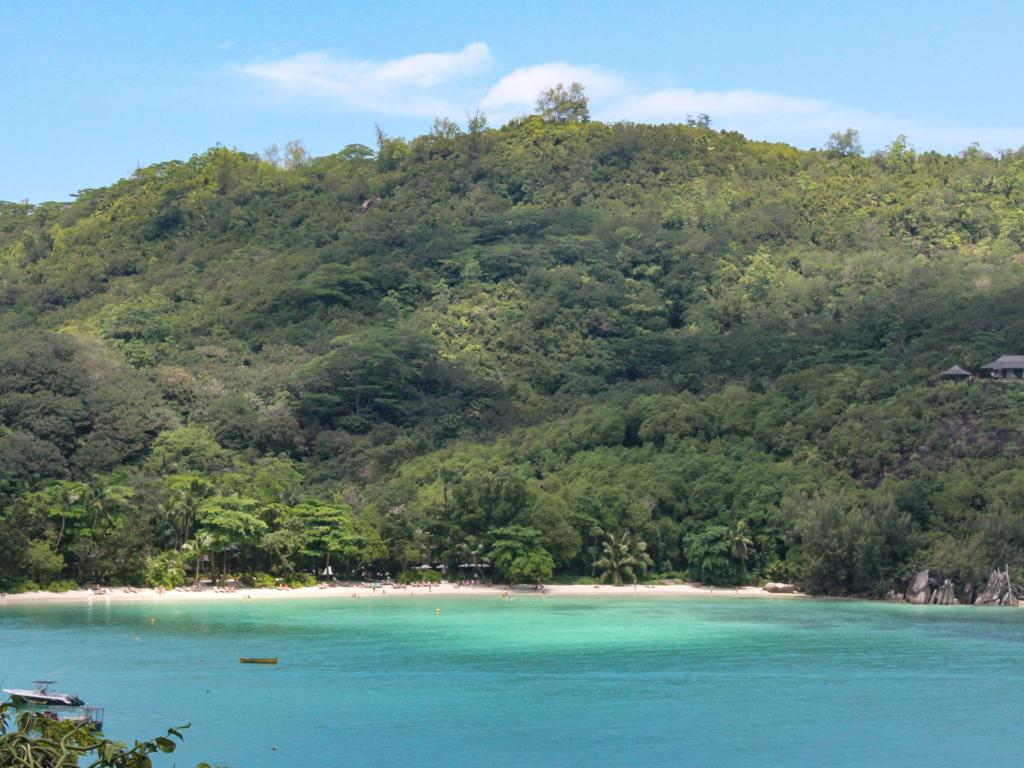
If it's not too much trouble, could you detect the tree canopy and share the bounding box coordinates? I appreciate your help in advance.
[535,82,590,123]
[3,92,1024,595]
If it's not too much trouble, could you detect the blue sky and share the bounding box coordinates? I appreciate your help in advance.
[4,0,1024,202]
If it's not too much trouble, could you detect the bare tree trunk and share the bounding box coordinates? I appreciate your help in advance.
[55,515,66,551]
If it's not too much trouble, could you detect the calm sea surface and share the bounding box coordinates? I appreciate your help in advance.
[1,595,1022,767]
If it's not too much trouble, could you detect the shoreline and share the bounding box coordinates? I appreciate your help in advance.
[0,582,805,605]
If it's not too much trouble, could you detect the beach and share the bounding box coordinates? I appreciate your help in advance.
[0,581,804,605]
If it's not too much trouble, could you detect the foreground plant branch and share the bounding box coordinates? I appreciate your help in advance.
[0,704,210,768]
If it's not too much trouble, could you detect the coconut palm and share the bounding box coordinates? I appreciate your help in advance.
[161,475,213,548]
[594,532,654,586]
[729,521,754,581]
[182,530,214,584]
[413,528,434,564]
[456,536,491,581]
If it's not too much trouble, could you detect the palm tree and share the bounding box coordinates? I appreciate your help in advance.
[456,536,491,581]
[729,521,753,582]
[164,477,212,548]
[594,532,654,586]
[586,523,605,577]
[413,528,434,564]
[183,531,214,584]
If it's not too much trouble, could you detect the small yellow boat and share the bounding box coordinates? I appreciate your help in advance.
[239,657,278,664]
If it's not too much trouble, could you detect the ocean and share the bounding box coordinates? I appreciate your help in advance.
[2,595,1021,767]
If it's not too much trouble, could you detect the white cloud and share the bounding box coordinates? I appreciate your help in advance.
[373,43,491,87]
[482,62,625,112]
[236,43,1024,153]
[606,88,828,123]
[239,42,492,116]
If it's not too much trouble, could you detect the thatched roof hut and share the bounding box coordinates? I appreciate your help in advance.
[939,365,972,381]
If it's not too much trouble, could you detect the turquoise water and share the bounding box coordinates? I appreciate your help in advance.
[2,596,1023,767]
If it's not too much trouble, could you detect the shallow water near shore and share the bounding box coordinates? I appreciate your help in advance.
[2,596,1023,767]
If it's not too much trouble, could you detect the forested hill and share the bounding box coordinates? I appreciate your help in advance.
[3,110,1024,595]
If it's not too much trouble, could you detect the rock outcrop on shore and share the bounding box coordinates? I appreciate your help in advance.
[763,582,798,593]
[930,580,956,605]
[905,573,958,606]
[974,569,1018,606]
[962,582,975,605]
[905,571,932,604]
[904,570,957,605]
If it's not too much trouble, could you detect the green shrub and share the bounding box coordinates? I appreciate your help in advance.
[240,572,276,589]
[144,551,189,589]
[548,574,595,584]
[45,579,78,593]
[656,576,686,584]
[759,557,792,583]
[398,569,442,584]
[9,581,41,594]
[286,573,316,588]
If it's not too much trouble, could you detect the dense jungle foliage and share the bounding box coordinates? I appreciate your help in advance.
[4,94,1024,595]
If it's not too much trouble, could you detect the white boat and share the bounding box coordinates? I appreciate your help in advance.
[2,681,103,730]
[3,681,85,706]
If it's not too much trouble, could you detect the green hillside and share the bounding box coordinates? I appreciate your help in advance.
[3,104,1024,594]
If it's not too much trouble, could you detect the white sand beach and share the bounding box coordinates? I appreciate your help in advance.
[0,582,804,605]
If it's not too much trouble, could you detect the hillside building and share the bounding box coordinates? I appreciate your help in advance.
[980,356,1024,380]
[939,365,972,381]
